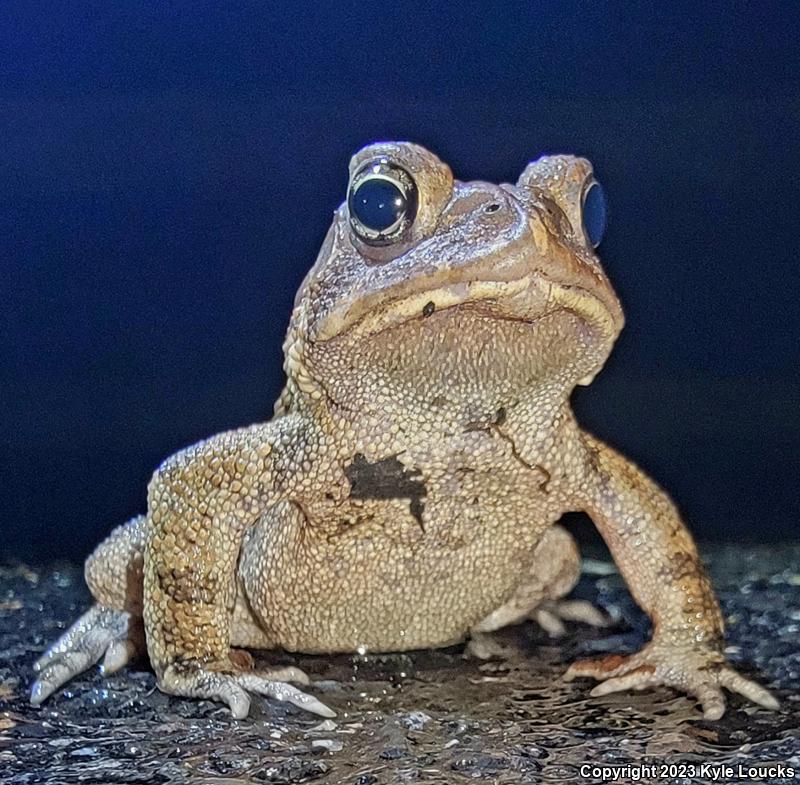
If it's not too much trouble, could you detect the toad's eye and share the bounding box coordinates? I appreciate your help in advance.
[582,181,607,248]
[348,161,418,245]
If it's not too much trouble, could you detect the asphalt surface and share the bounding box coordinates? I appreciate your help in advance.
[1,545,798,784]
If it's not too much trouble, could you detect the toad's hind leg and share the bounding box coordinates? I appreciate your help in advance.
[468,524,606,658]
[32,515,148,704]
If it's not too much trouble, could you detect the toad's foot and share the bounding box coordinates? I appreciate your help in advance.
[31,604,143,705]
[533,599,608,637]
[564,638,779,720]
[160,661,335,720]
[31,605,328,719]
[467,599,609,660]
[465,631,517,660]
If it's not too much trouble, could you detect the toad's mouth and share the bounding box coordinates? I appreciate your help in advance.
[313,273,621,344]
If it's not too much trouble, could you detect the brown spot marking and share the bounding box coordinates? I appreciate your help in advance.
[585,442,603,475]
[229,648,255,670]
[578,653,629,674]
[170,656,216,673]
[345,454,427,530]
[627,663,656,676]
[697,651,727,671]
[657,552,701,582]
[155,564,218,605]
[124,553,144,615]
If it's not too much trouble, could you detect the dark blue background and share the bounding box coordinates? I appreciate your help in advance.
[2,2,798,562]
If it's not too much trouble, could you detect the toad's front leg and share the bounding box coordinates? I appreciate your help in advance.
[143,420,334,719]
[565,431,778,720]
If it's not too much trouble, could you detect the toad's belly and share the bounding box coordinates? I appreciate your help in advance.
[241,494,559,653]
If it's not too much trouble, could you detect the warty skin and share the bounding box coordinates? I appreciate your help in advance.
[30,142,778,721]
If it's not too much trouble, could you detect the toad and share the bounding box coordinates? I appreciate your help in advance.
[31,142,777,721]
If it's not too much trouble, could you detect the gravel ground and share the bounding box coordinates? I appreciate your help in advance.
[1,545,798,784]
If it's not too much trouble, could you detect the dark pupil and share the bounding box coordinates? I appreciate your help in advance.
[351,178,406,232]
[583,182,607,247]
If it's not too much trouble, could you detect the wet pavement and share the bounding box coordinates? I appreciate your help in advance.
[1,545,798,784]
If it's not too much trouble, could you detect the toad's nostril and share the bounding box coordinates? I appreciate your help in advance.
[484,203,501,214]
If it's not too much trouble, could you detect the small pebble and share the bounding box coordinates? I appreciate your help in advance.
[400,710,431,731]
[309,719,338,732]
[311,738,343,752]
